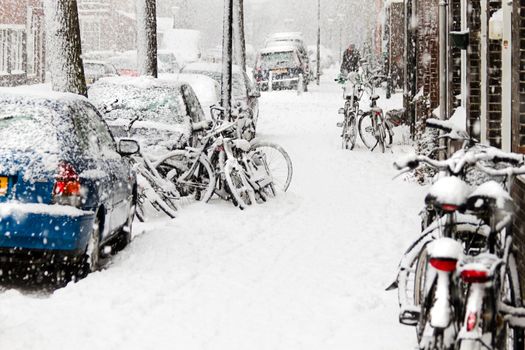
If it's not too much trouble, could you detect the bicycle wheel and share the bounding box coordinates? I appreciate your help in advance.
[358,113,377,149]
[136,174,177,220]
[224,159,254,210]
[249,141,293,192]
[156,151,216,203]
[496,254,523,350]
[414,247,431,342]
[342,112,357,150]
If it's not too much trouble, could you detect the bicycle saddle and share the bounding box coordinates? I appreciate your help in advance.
[464,181,514,218]
[370,94,380,101]
[425,176,470,212]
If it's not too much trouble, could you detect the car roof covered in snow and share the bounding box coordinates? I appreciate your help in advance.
[84,60,109,66]
[0,85,89,104]
[259,45,298,54]
[159,73,220,103]
[181,62,244,74]
[93,75,186,90]
[268,32,304,41]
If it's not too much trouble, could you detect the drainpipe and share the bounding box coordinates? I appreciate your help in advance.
[439,0,449,159]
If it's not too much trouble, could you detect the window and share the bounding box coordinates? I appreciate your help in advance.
[27,11,43,77]
[0,28,25,75]
[80,19,101,51]
[0,29,9,74]
[10,30,24,73]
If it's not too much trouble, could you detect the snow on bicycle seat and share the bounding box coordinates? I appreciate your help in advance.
[465,181,513,214]
[425,176,470,212]
[232,139,251,152]
[371,94,380,101]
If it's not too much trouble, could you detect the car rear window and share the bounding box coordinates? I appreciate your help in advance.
[259,51,298,69]
[0,105,59,153]
[90,84,189,127]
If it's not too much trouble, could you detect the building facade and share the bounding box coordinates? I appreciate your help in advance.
[0,0,45,86]
[77,0,136,54]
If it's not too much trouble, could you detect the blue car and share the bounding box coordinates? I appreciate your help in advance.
[0,89,139,276]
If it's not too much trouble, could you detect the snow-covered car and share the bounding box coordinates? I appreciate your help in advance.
[265,32,311,79]
[254,46,309,91]
[158,50,181,74]
[202,47,223,64]
[107,51,140,77]
[83,60,119,86]
[0,88,138,274]
[89,76,206,153]
[160,73,221,121]
[106,50,180,77]
[180,62,260,126]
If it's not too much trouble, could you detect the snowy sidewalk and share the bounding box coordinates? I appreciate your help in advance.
[0,73,425,349]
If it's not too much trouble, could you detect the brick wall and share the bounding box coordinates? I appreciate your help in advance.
[415,0,440,117]
[486,0,502,148]
[467,0,482,138]
[449,0,462,113]
[390,2,405,88]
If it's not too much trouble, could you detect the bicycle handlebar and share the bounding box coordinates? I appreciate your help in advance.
[394,148,525,176]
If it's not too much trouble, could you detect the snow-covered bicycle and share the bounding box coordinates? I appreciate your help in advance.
[161,107,293,210]
[357,74,393,153]
[390,145,525,350]
[336,71,363,150]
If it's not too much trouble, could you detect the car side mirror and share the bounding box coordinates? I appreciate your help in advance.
[249,90,261,98]
[118,139,140,156]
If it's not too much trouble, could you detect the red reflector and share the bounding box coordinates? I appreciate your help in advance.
[429,258,457,272]
[466,312,477,332]
[461,269,490,283]
[441,204,459,212]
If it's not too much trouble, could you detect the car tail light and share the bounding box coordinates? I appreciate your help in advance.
[466,312,477,332]
[441,204,459,212]
[429,257,457,272]
[461,269,490,283]
[53,161,81,206]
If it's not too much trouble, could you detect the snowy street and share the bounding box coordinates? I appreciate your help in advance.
[0,72,425,349]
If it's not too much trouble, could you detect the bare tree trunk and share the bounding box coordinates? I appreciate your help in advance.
[221,0,234,120]
[44,0,87,97]
[233,0,247,72]
[136,0,158,78]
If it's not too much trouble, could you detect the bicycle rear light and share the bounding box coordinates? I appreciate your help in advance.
[429,258,457,272]
[441,203,459,212]
[460,269,490,283]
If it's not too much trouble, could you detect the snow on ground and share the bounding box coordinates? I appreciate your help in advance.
[0,70,425,349]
